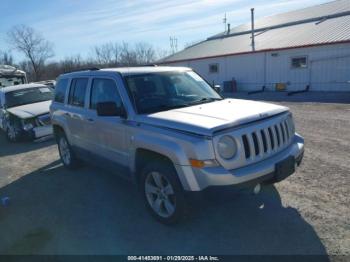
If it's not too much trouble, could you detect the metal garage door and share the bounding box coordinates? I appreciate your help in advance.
[310,56,350,91]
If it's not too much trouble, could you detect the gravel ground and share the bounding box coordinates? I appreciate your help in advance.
[0,101,349,259]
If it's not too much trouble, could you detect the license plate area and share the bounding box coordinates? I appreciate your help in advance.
[275,156,295,181]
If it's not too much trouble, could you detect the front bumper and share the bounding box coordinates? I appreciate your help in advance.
[18,125,53,141]
[32,125,53,139]
[176,133,304,191]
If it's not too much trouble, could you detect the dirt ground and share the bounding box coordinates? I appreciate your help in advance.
[0,101,349,259]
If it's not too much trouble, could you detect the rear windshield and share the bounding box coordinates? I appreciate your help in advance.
[5,87,53,108]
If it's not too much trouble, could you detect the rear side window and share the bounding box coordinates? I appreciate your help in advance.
[68,78,88,107]
[54,78,68,103]
[90,78,122,110]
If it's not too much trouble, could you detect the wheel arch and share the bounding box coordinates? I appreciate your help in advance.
[133,147,193,191]
[52,124,65,140]
[52,123,72,144]
[134,148,174,180]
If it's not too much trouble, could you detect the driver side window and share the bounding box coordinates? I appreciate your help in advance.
[90,78,122,110]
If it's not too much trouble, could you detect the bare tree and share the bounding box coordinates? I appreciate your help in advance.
[92,41,168,66]
[119,42,137,66]
[93,42,120,66]
[0,50,14,65]
[3,38,169,81]
[135,42,156,65]
[7,25,54,81]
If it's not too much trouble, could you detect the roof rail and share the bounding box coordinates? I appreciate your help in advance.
[126,64,158,67]
[65,67,100,74]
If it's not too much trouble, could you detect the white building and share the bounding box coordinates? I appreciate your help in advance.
[160,0,350,92]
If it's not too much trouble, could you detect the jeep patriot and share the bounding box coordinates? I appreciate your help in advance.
[50,67,304,224]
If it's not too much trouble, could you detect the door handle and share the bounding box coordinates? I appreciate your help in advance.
[86,118,94,122]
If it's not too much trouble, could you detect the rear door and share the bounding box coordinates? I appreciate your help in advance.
[65,78,89,149]
[84,77,128,169]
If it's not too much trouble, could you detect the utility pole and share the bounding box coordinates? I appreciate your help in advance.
[223,13,227,32]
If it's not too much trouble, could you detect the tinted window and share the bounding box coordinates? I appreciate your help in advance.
[90,79,122,110]
[68,78,88,107]
[54,78,68,103]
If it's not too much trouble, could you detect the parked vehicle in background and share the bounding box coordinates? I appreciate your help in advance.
[0,83,53,142]
[0,65,27,88]
[34,80,56,89]
[51,66,304,224]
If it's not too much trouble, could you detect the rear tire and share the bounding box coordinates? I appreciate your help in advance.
[140,161,186,224]
[57,131,80,169]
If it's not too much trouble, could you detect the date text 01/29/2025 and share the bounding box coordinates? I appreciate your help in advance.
[127,256,220,261]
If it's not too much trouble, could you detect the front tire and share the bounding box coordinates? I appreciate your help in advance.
[57,132,80,169]
[140,161,186,224]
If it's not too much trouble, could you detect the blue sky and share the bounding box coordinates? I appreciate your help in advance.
[0,0,330,61]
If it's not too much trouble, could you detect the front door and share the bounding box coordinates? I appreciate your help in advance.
[84,78,128,170]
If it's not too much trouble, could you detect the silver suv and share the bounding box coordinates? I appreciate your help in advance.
[50,67,304,224]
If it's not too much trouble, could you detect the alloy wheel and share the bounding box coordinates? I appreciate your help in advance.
[59,137,71,165]
[145,171,176,218]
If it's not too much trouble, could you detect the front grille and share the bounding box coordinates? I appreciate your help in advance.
[37,113,51,126]
[240,116,293,161]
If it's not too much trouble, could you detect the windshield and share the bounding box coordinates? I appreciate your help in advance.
[124,71,222,114]
[0,76,26,88]
[5,87,53,108]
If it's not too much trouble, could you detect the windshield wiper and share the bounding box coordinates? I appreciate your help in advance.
[158,104,190,110]
[188,97,223,106]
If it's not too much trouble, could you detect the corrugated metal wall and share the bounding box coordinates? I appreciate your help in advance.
[167,43,350,92]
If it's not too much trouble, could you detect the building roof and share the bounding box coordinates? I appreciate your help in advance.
[161,0,350,63]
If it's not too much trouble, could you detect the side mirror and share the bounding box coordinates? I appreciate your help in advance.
[96,102,126,118]
[214,84,221,93]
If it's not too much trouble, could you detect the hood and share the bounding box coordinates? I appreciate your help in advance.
[6,100,51,119]
[137,99,289,136]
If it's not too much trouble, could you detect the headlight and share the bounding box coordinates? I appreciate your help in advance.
[217,135,237,159]
[23,123,34,131]
[22,118,36,131]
